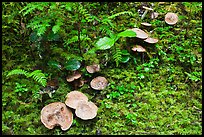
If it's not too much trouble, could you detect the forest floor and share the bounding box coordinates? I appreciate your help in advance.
[2,2,202,135]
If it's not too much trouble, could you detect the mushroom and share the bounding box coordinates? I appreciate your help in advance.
[132,45,146,52]
[66,72,81,82]
[141,6,153,20]
[131,28,148,39]
[41,102,73,131]
[86,64,100,73]
[75,100,98,120]
[65,91,88,109]
[90,76,108,90]
[165,12,178,25]
[144,37,158,44]
[141,22,152,27]
[132,45,147,63]
[151,12,159,19]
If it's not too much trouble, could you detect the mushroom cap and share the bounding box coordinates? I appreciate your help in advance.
[131,28,148,39]
[144,37,159,44]
[41,102,73,131]
[141,22,152,27]
[142,6,153,11]
[165,12,178,25]
[86,64,100,73]
[66,72,81,82]
[90,76,108,90]
[132,45,146,52]
[75,100,98,120]
[151,12,159,19]
[65,91,88,109]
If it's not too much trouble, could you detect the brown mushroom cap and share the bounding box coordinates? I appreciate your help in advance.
[66,72,81,82]
[165,12,178,25]
[144,37,159,44]
[41,102,73,131]
[75,100,98,120]
[132,45,146,52]
[131,28,148,39]
[65,91,88,109]
[141,22,152,27]
[151,12,159,19]
[90,76,108,90]
[86,64,100,73]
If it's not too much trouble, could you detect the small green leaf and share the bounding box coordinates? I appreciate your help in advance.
[65,3,72,11]
[65,59,81,71]
[95,37,115,50]
[144,67,150,72]
[117,29,136,38]
[52,25,60,34]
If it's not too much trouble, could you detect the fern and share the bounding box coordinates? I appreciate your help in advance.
[27,70,47,87]
[7,69,28,77]
[7,69,47,87]
[112,46,122,67]
[101,11,133,30]
[108,11,133,19]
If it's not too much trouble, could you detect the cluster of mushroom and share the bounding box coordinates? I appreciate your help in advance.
[40,91,99,131]
[86,64,108,90]
[41,64,108,131]
[66,63,108,90]
[141,5,178,25]
[65,91,98,120]
[130,4,178,55]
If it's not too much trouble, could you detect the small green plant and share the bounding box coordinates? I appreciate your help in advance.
[95,29,136,66]
[7,69,47,87]
[107,83,136,100]
[14,82,28,96]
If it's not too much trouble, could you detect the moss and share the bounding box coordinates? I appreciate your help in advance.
[2,2,202,135]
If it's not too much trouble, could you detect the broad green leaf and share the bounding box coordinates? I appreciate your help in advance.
[95,37,115,50]
[47,60,61,70]
[65,59,81,71]
[117,29,136,38]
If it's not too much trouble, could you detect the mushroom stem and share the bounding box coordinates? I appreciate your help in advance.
[141,53,144,63]
[141,10,148,20]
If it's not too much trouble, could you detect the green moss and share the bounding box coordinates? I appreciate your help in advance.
[2,2,202,135]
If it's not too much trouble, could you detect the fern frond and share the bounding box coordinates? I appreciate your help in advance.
[7,69,28,77]
[28,70,47,87]
[7,69,47,87]
[20,2,49,16]
[112,46,122,67]
[108,11,133,19]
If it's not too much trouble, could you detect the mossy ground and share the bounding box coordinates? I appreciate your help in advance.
[2,2,202,135]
